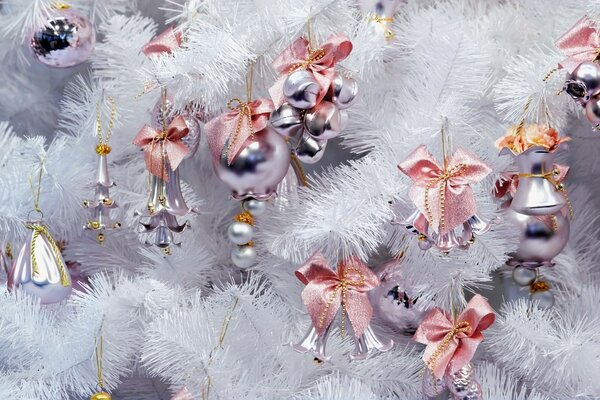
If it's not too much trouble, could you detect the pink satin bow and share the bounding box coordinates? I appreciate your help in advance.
[133,115,190,179]
[142,26,182,56]
[269,34,353,107]
[296,252,379,337]
[205,98,274,165]
[414,294,495,379]
[555,16,600,73]
[398,145,492,235]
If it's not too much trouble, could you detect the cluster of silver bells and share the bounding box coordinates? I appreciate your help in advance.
[564,61,600,128]
[270,69,359,164]
[422,363,483,400]
[227,199,266,269]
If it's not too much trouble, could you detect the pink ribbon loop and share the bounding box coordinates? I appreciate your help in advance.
[269,34,353,107]
[133,115,190,179]
[414,294,495,379]
[296,252,379,337]
[142,26,182,56]
[555,16,600,73]
[205,98,274,165]
[398,145,492,235]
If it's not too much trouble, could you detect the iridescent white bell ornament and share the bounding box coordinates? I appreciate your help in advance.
[28,4,95,68]
[8,220,72,304]
[368,259,426,333]
[292,253,393,362]
[396,145,496,253]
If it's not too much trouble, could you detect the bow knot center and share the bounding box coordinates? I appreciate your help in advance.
[289,48,326,73]
[425,320,471,373]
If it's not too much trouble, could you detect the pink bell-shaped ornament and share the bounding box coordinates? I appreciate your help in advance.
[506,146,567,216]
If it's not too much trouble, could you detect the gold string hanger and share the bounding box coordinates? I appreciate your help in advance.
[96,95,117,156]
[28,160,45,216]
[224,63,255,159]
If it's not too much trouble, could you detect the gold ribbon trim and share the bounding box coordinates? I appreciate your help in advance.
[26,223,70,287]
[424,163,468,232]
[225,98,255,160]
[289,48,326,73]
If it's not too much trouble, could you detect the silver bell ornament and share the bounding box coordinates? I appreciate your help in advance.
[283,70,321,109]
[503,201,570,269]
[368,259,426,333]
[504,146,567,216]
[270,103,304,138]
[151,94,202,159]
[564,61,600,104]
[329,73,359,110]
[29,5,95,68]
[294,131,328,164]
[292,324,332,363]
[304,101,346,140]
[214,127,291,201]
[8,221,72,304]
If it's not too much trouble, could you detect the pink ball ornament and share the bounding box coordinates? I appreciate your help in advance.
[29,6,95,68]
[368,259,426,333]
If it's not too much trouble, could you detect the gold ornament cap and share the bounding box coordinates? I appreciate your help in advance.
[90,392,111,400]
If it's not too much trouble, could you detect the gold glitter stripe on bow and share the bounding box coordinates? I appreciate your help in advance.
[317,267,366,338]
[26,223,70,287]
[423,163,468,232]
[288,48,326,73]
[225,98,255,159]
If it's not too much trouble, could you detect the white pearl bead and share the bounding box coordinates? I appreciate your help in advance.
[227,221,253,245]
[242,199,267,216]
[231,245,257,269]
[530,290,554,310]
[512,266,536,286]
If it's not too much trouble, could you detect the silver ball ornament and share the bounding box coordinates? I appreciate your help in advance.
[283,70,321,109]
[329,73,359,110]
[565,62,600,102]
[242,199,267,216]
[270,103,303,137]
[294,132,327,164]
[29,7,95,68]
[585,95,600,126]
[214,127,291,200]
[530,289,555,310]
[304,101,345,140]
[227,222,253,245]
[231,245,257,269]
[151,96,202,159]
[512,266,537,286]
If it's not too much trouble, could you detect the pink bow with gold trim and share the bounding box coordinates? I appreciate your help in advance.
[296,252,379,337]
[269,34,353,107]
[398,145,492,235]
[555,16,600,73]
[142,26,182,56]
[205,98,273,165]
[133,115,190,179]
[414,294,495,379]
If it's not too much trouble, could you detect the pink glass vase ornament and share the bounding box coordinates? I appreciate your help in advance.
[396,145,495,253]
[28,3,95,68]
[368,258,427,334]
[359,0,404,40]
[414,294,494,400]
[291,253,393,362]
[133,88,198,255]
[269,31,356,165]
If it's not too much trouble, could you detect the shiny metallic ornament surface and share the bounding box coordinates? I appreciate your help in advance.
[231,244,257,269]
[291,324,332,363]
[90,392,112,400]
[368,260,426,333]
[504,202,569,268]
[585,95,600,126]
[512,266,536,286]
[422,367,446,398]
[508,146,567,216]
[564,62,600,103]
[8,223,72,304]
[242,198,267,216]
[29,7,95,68]
[283,70,321,109]
[444,363,483,400]
[329,73,359,110]
[350,324,394,360]
[294,131,327,164]
[151,96,202,159]
[304,101,344,140]
[83,153,120,242]
[270,103,304,138]
[227,221,253,245]
[530,289,555,309]
[214,127,291,200]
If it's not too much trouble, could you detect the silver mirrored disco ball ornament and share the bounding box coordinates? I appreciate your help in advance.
[29,7,95,68]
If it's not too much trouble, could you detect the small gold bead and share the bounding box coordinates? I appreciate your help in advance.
[556,183,565,191]
[159,195,167,206]
[102,198,114,206]
[90,392,112,400]
[162,247,172,256]
[97,233,105,244]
